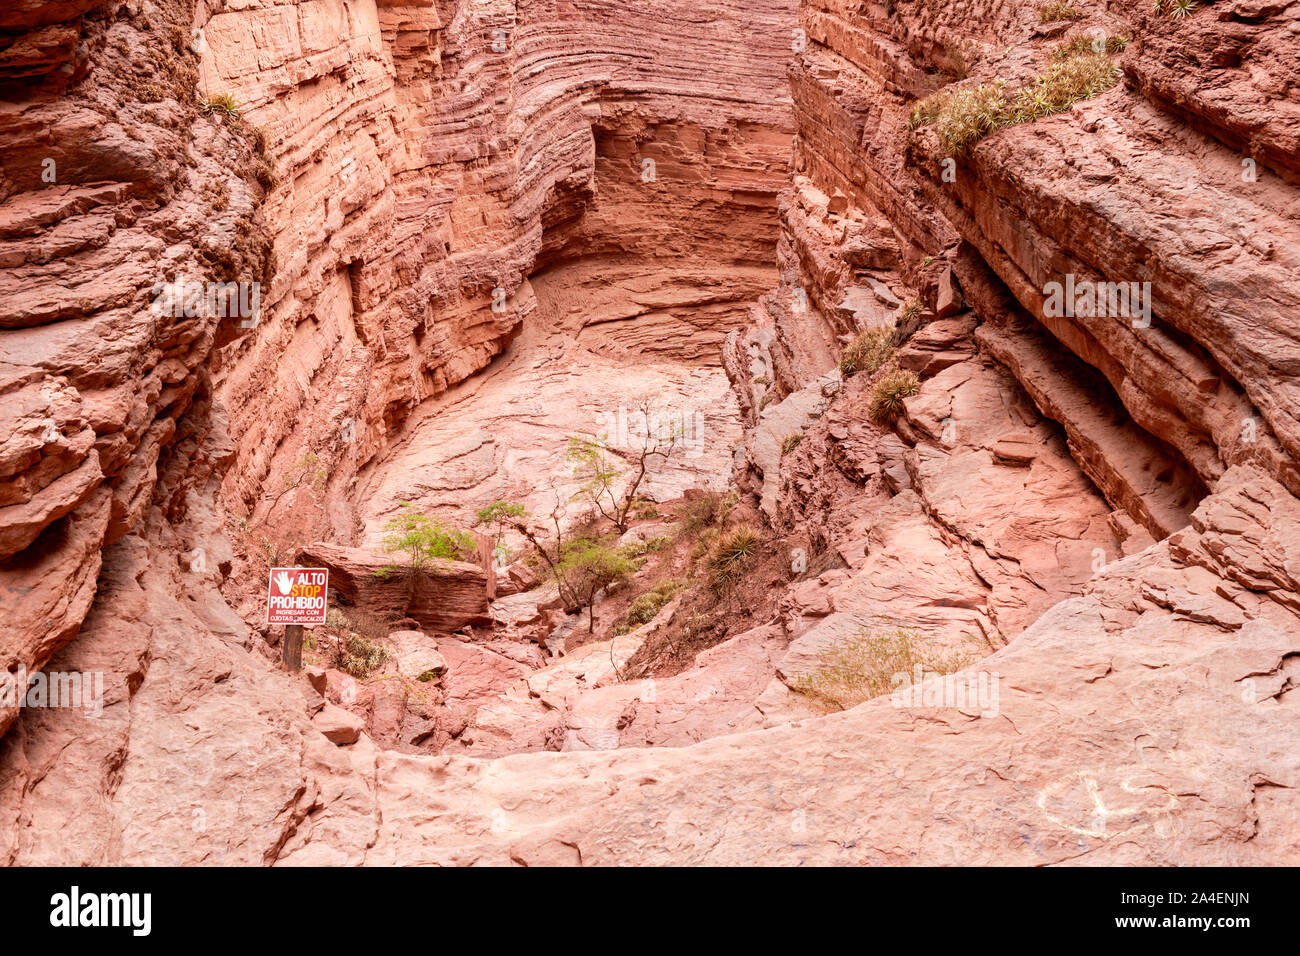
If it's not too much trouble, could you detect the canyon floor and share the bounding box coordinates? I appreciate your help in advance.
[0,0,1298,866]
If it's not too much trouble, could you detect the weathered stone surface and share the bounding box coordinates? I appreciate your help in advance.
[354,337,744,549]
[0,0,274,730]
[1,0,1298,870]
[207,0,796,554]
[313,704,365,747]
[385,631,447,681]
[296,542,491,634]
[296,468,1300,866]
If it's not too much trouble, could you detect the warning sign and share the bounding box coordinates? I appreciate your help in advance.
[266,567,329,625]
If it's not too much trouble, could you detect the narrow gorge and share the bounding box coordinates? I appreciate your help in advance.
[0,0,1297,866]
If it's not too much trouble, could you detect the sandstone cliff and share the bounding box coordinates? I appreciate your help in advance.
[0,0,1297,866]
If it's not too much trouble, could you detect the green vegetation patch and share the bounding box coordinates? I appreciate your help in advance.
[908,49,1121,156]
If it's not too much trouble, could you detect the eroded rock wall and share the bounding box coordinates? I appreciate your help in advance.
[760,0,1300,533]
[283,0,1300,865]
[2,0,1298,867]
[0,0,273,738]
[0,0,797,863]
[203,0,796,550]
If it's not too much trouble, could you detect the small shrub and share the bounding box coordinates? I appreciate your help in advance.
[200,91,241,120]
[332,632,390,679]
[615,579,684,635]
[1006,51,1119,124]
[1052,34,1129,60]
[557,537,641,585]
[919,82,1010,156]
[254,158,279,191]
[869,368,920,424]
[247,125,280,190]
[1037,1,1083,22]
[839,325,896,379]
[1167,0,1197,17]
[640,535,673,553]
[378,502,477,578]
[632,497,660,520]
[475,501,526,528]
[707,524,761,584]
[791,625,976,711]
[554,535,642,632]
[623,534,672,559]
[285,451,328,493]
[781,433,804,457]
[201,179,229,211]
[473,499,526,565]
[907,98,945,131]
[252,125,271,159]
[681,490,734,533]
[908,49,1120,155]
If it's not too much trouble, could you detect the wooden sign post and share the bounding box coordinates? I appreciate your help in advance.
[283,625,304,672]
[266,567,329,673]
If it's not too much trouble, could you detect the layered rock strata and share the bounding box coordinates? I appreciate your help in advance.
[203,0,797,549]
[0,0,798,861]
[1,0,1298,867]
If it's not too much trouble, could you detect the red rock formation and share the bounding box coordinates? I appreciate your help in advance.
[0,0,798,863]
[0,0,273,736]
[1,0,1298,868]
[203,0,797,551]
[306,467,1300,866]
[296,540,490,633]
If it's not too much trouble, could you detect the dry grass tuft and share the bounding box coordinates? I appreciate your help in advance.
[1037,1,1083,22]
[1052,34,1129,60]
[706,524,761,586]
[791,625,977,711]
[869,368,920,424]
[200,91,240,120]
[908,49,1120,155]
[840,325,897,379]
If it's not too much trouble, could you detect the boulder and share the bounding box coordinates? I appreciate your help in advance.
[312,703,365,746]
[494,561,540,598]
[297,542,491,634]
[934,266,964,317]
[385,630,448,681]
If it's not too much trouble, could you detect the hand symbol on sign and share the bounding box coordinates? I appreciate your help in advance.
[273,570,295,596]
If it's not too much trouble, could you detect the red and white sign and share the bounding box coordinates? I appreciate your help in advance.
[266,567,329,625]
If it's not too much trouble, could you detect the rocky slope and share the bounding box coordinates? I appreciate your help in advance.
[0,0,1297,865]
[0,0,796,863]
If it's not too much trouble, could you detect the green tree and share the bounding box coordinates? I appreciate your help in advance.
[473,496,639,636]
[554,535,640,634]
[474,500,526,568]
[377,502,477,581]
